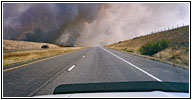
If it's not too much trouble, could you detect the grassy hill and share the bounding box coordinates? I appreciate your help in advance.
[106,26,189,68]
[3,40,84,66]
[3,40,63,50]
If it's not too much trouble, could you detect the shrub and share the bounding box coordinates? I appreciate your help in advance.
[122,48,134,52]
[139,39,168,56]
[122,48,127,51]
[127,49,134,52]
[41,45,49,49]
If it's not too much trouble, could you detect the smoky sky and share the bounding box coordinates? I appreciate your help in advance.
[3,3,189,46]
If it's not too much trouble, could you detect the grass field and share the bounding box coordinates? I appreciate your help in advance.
[3,40,62,50]
[106,26,189,68]
[3,47,84,66]
[3,40,85,66]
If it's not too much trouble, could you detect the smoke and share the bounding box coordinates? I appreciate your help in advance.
[3,3,189,46]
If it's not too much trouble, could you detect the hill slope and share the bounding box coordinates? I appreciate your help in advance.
[106,26,189,68]
[3,40,84,66]
[3,40,62,50]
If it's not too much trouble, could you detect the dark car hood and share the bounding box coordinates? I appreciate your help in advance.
[53,81,189,94]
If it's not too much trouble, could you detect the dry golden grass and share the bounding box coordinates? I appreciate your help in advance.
[106,26,189,51]
[3,47,84,66]
[3,40,61,50]
[154,47,189,68]
[106,26,189,68]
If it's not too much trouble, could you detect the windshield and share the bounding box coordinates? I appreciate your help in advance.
[2,2,189,98]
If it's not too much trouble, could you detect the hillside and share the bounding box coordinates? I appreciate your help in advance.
[106,26,189,68]
[3,40,84,66]
[3,40,62,50]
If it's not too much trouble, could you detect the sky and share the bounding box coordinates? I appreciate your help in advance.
[3,3,189,46]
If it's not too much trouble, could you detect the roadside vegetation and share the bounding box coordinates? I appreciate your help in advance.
[3,40,85,66]
[3,47,84,66]
[105,26,189,68]
[3,40,62,50]
[139,39,168,56]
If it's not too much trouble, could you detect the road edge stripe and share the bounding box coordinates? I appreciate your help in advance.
[101,47,162,82]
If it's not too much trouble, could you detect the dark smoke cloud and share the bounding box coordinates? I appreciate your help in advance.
[3,3,189,46]
[3,3,109,46]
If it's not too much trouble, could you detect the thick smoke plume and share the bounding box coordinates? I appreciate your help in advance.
[3,3,189,46]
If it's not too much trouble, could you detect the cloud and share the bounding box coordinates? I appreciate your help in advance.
[3,3,189,46]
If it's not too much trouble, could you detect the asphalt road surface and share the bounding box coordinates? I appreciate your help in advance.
[3,47,189,97]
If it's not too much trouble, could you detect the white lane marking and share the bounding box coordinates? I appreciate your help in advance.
[101,47,162,82]
[67,65,76,72]
[83,56,85,58]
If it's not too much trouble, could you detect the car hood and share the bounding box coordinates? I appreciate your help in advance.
[34,91,189,98]
[34,81,189,98]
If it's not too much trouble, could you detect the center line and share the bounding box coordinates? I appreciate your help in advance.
[101,47,162,82]
[67,65,76,72]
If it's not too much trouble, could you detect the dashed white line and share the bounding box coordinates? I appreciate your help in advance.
[101,47,162,82]
[67,65,76,72]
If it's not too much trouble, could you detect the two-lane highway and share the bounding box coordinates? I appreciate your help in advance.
[3,47,189,97]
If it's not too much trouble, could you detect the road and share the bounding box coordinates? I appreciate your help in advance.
[3,47,189,97]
